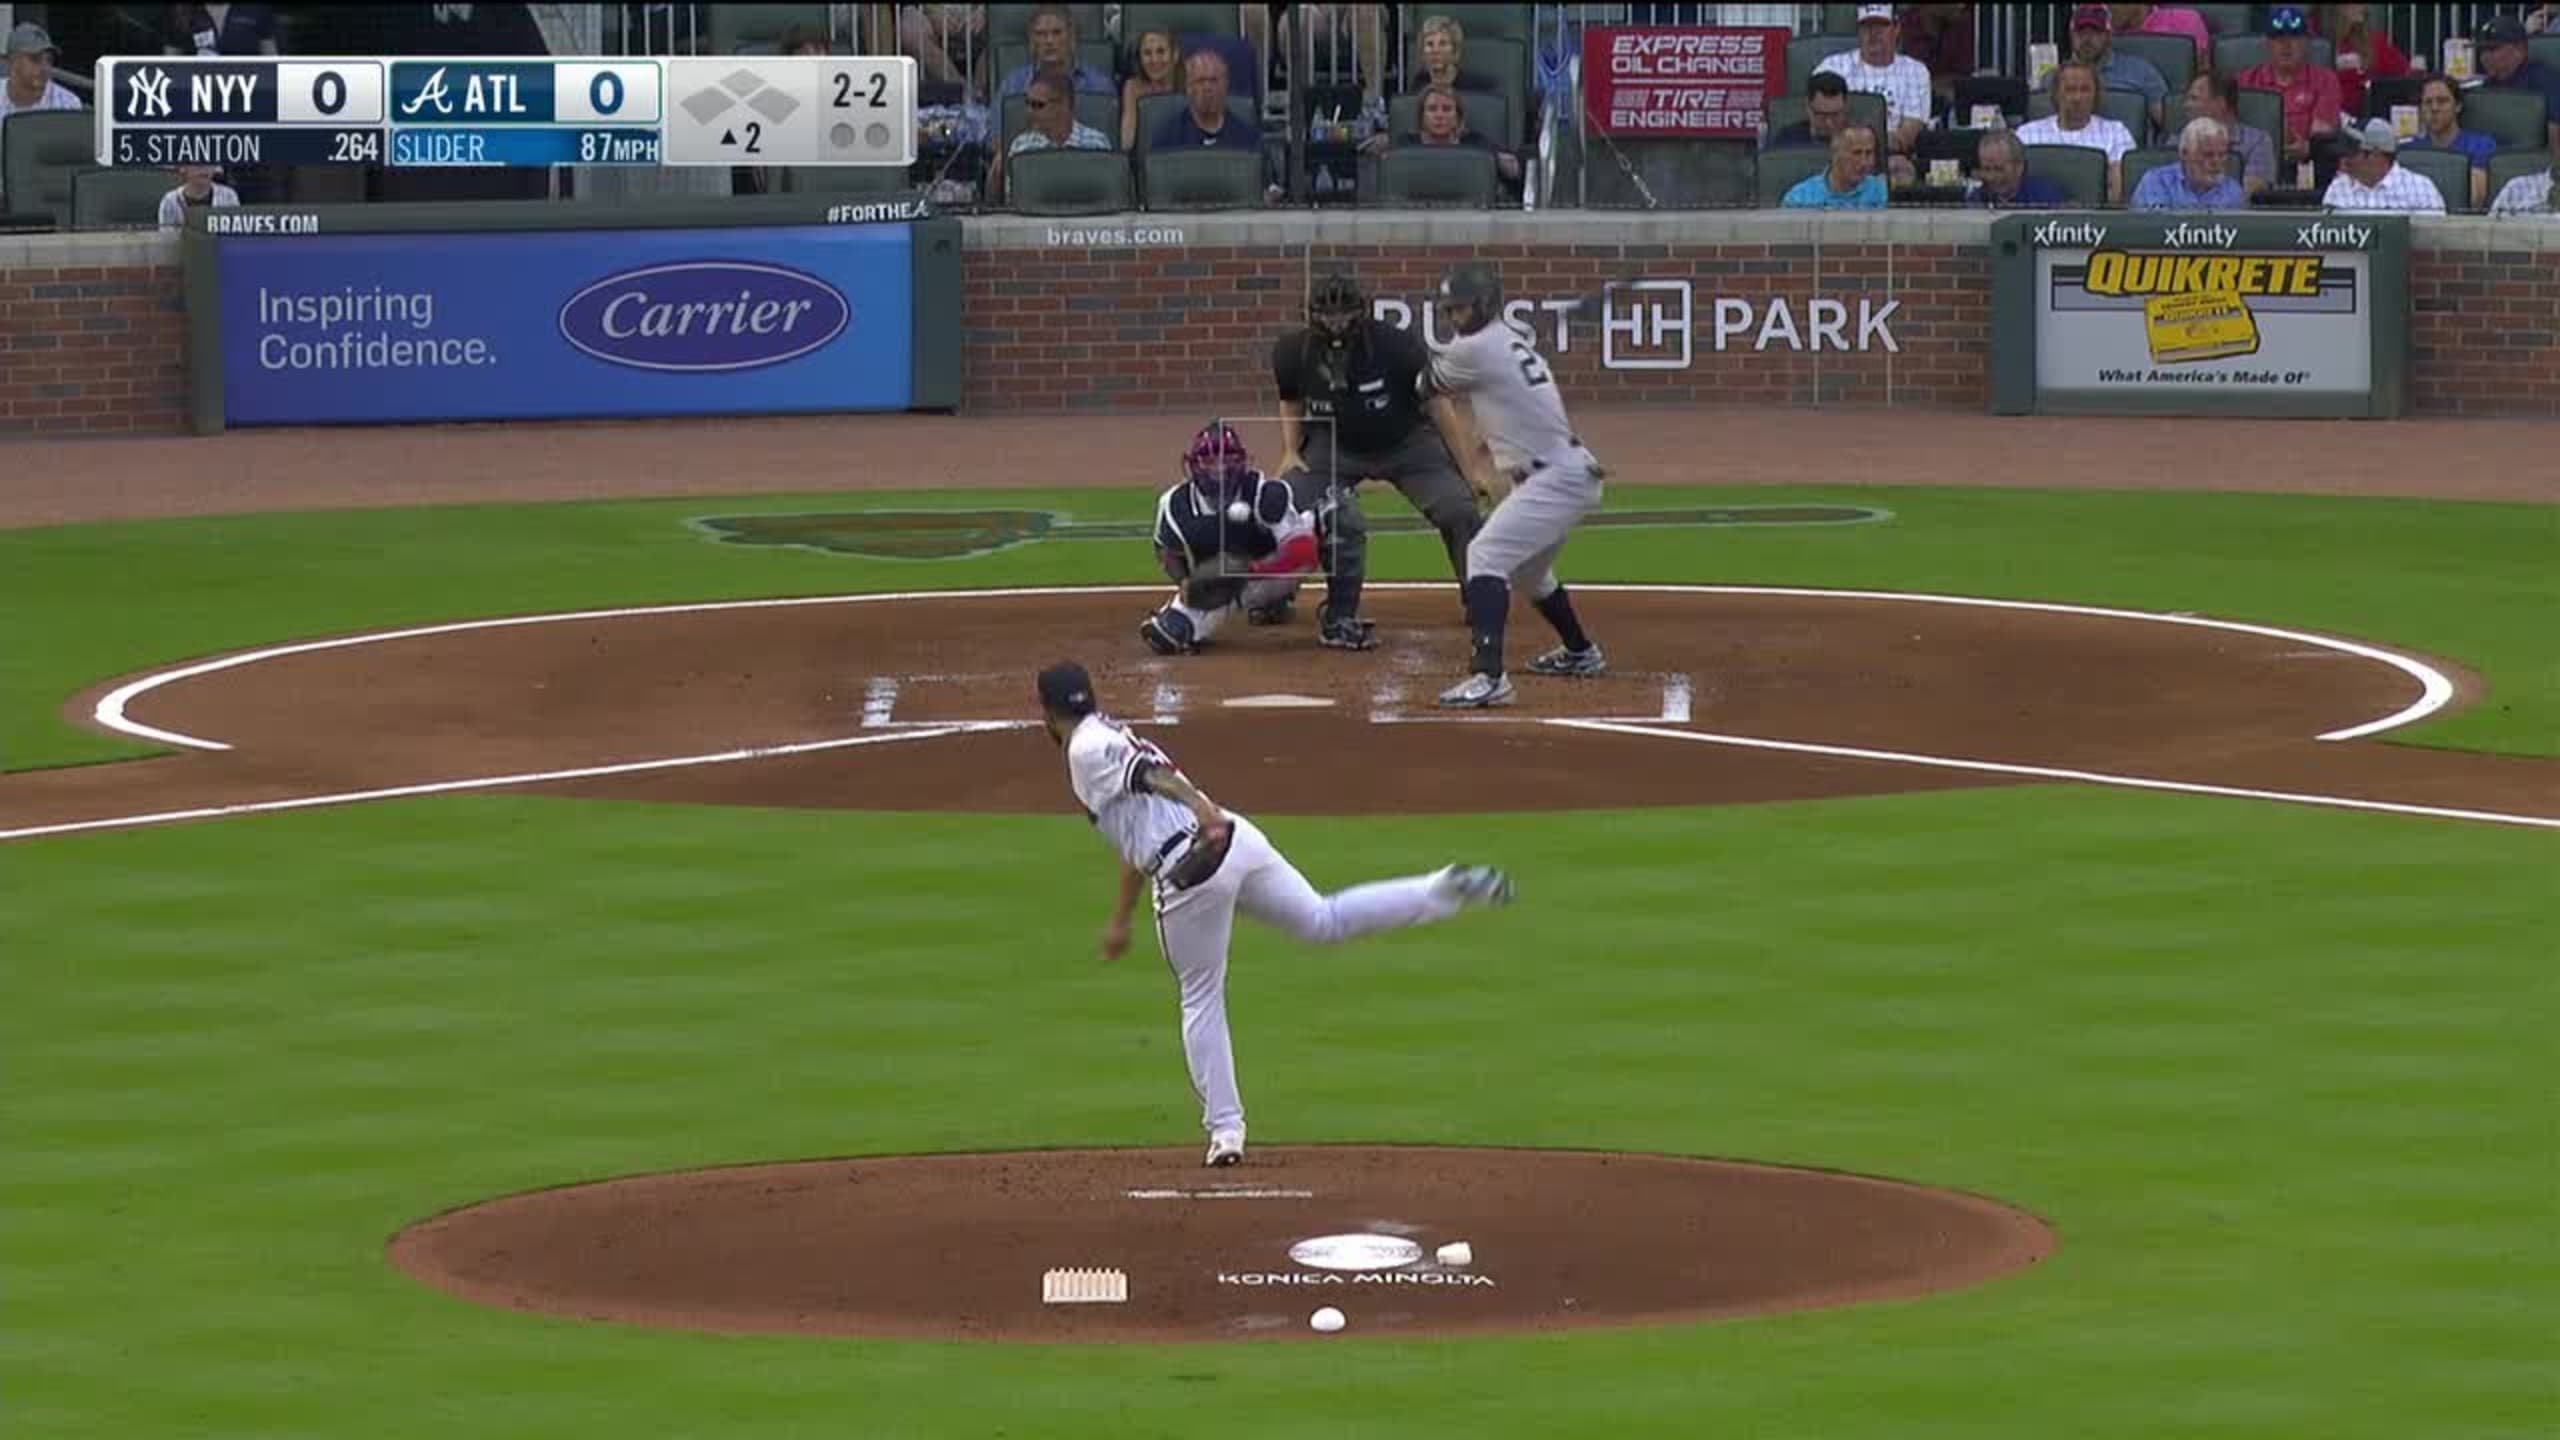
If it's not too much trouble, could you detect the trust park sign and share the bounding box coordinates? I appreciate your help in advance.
[1373,281,1899,370]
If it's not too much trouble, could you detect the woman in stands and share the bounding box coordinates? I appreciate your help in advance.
[1390,84,1521,185]
[1408,14,1498,94]
[2402,75,2496,209]
[2314,4,2410,121]
[1121,27,1179,150]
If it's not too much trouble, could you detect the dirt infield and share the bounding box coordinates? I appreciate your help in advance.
[12,583,2557,837]
[386,1146,2058,1342]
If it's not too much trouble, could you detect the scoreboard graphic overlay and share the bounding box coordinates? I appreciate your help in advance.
[96,56,917,169]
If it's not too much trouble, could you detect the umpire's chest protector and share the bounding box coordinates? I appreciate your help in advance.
[1284,323,1430,453]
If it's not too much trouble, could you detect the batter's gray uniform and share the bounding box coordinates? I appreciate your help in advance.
[1272,320,1483,590]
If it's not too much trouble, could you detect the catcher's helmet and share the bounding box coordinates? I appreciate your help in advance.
[1308,268,1365,344]
[1182,421,1253,497]
[1435,262,1503,334]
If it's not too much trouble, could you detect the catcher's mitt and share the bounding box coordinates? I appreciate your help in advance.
[1159,819,1234,891]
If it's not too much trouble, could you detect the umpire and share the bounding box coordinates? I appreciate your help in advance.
[1270,269,1485,627]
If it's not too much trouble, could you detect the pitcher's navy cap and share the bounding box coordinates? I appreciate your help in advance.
[1037,661,1097,716]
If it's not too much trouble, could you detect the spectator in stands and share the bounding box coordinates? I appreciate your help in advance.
[2403,77,2495,210]
[2111,4,2211,62]
[2238,6,2344,167]
[1782,123,1888,209]
[2473,15,2560,155]
[1383,84,1520,184]
[2133,116,2248,208]
[2018,60,2138,203]
[778,24,830,58]
[1815,5,1933,183]
[2320,117,2446,211]
[2533,4,2560,34]
[2184,72,2276,193]
[0,23,82,125]
[2313,5,2408,122]
[1120,28,1179,150]
[1899,4,1976,107]
[164,4,281,57]
[1156,49,1261,152]
[1770,72,1852,148]
[1967,129,2070,207]
[1408,14,1499,95]
[899,3,986,91]
[2487,149,2556,214]
[992,67,1111,205]
[157,165,239,226]
[2056,5,2167,121]
[1001,5,1114,100]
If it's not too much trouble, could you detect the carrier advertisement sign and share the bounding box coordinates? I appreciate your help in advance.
[2000,215,2408,414]
[215,223,915,424]
[1581,26,1788,138]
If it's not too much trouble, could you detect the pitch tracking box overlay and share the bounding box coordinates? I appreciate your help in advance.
[95,56,915,170]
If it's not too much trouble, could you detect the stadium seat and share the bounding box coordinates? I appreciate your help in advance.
[2361,74,2426,122]
[1917,127,1986,173]
[1370,146,1498,206]
[2235,87,2285,149]
[2191,4,2251,37]
[2212,35,2334,75]
[1762,91,1885,147]
[1,111,93,226]
[2534,35,2560,75]
[1389,91,1511,153]
[706,4,827,54]
[69,167,170,230]
[2120,146,2178,198]
[1000,90,1123,155]
[1402,5,1534,44]
[1754,145,1832,207]
[2487,147,2552,201]
[1437,34,1532,149]
[2462,88,2552,151]
[1954,75,2031,125]
[2024,143,2108,206]
[780,165,914,196]
[1142,147,1265,209]
[2393,145,2473,212]
[1787,36,1860,98]
[1007,147,1134,214]
[991,2,1105,43]
[2113,32,2197,95]
[1123,3,1242,41]
[1133,91,1260,160]
[2028,87,2151,146]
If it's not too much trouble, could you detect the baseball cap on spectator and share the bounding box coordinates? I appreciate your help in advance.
[2071,5,2113,32]
[6,22,58,56]
[2474,16,2529,49]
[1854,4,1895,24]
[2265,6,2309,36]
[2339,117,2400,154]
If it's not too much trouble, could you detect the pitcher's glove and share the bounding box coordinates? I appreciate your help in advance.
[1160,816,1235,891]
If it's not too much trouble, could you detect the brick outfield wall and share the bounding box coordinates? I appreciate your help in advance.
[0,241,2550,437]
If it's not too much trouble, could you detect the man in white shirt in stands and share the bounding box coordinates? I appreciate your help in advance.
[0,24,84,212]
[2487,151,2557,216]
[2016,60,2138,203]
[1815,4,1934,184]
[158,166,240,227]
[2320,118,2447,213]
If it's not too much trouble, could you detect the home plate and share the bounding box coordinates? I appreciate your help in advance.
[1224,694,1336,709]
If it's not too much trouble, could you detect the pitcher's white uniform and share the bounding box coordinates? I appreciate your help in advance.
[1062,713,1487,1151]
[1428,318,1603,601]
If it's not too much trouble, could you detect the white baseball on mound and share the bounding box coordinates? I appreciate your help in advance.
[1309,1306,1347,1333]
[1226,500,1252,524]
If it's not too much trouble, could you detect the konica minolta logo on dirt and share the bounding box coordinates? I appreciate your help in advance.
[216,226,913,425]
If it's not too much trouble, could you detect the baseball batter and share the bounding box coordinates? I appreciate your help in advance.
[1425,262,1608,709]
[1139,422,1368,655]
[1037,660,1512,1166]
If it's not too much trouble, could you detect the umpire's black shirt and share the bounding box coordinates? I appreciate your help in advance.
[1271,320,1431,455]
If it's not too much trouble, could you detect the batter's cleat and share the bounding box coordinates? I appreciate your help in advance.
[1436,865,1515,908]
[1528,644,1607,677]
[1437,672,1516,708]
[1206,1129,1246,1167]
[1317,616,1379,651]
[1138,610,1200,656]
[1246,597,1296,627]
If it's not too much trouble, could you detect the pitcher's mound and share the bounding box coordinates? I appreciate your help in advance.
[388,1145,2055,1342]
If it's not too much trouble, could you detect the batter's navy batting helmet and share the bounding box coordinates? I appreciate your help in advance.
[1036,660,1097,717]
[1435,261,1503,334]
[1309,269,1365,343]
[1182,421,1253,497]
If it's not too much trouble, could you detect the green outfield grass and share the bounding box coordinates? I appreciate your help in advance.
[4,484,2551,1439]
[2,484,2553,771]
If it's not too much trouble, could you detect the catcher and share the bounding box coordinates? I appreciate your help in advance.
[1138,421,1375,655]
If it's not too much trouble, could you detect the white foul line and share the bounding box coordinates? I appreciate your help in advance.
[0,724,1013,843]
[1548,719,2560,831]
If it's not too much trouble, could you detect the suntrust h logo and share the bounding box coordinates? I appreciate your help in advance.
[1601,280,1693,370]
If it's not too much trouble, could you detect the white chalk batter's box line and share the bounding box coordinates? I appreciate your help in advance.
[859,672,1697,728]
[15,583,2546,842]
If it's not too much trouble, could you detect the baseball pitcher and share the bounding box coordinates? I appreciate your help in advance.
[1140,422,1374,655]
[1425,261,1609,709]
[1036,660,1513,1166]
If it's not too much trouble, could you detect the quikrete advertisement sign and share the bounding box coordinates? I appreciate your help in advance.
[1992,214,2411,418]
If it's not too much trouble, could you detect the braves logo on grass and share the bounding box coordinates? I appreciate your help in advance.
[559,261,850,373]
